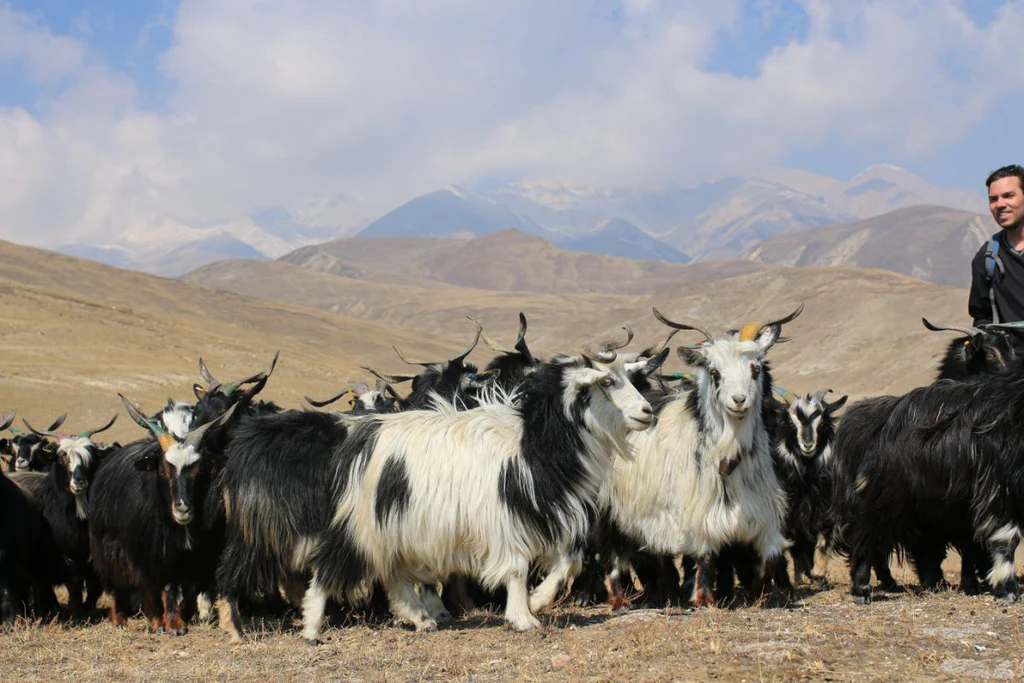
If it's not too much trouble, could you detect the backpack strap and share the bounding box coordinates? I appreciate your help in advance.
[985,233,1006,324]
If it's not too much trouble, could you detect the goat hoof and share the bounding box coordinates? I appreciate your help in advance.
[303,638,320,647]
[417,621,438,633]
[995,594,1019,606]
[852,594,871,605]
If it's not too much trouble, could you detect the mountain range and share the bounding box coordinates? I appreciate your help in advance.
[51,164,988,276]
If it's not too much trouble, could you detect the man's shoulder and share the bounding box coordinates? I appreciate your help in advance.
[973,232,1003,264]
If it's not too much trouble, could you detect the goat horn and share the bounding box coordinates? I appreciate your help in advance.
[392,345,437,367]
[184,402,238,449]
[600,327,634,352]
[923,318,984,338]
[219,350,280,396]
[0,409,15,432]
[361,366,417,384]
[652,307,713,341]
[984,321,1024,329]
[468,316,517,355]
[375,379,387,395]
[119,395,175,452]
[304,388,351,408]
[79,413,118,439]
[581,344,616,363]
[763,303,805,329]
[22,417,61,438]
[198,356,219,386]
[810,388,832,404]
[451,324,482,364]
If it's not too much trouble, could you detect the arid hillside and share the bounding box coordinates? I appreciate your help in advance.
[279,228,765,295]
[0,240,481,443]
[186,251,971,399]
[744,205,992,288]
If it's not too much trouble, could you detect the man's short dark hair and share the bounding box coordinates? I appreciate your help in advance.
[986,164,1024,189]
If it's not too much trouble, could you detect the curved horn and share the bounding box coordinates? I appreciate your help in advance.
[652,307,713,341]
[119,395,175,452]
[304,388,351,408]
[79,413,118,439]
[771,385,793,404]
[600,327,634,352]
[468,316,517,355]
[184,402,239,449]
[198,356,220,387]
[0,409,15,432]
[392,345,437,367]
[922,318,984,338]
[810,388,833,404]
[763,303,805,329]
[450,324,482,364]
[361,366,417,384]
[514,312,529,350]
[22,417,61,438]
[581,344,617,364]
[219,350,280,396]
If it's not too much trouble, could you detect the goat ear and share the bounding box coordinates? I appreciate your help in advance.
[134,452,161,472]
[677,345,706,367]
[642,347,671,376]
[37,445,58,464]
[756,324,782,351]
[193,383,208,401]
[826,395,849,412]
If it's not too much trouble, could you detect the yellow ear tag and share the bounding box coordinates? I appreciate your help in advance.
[739,323,762,342]
[157,433,177,452]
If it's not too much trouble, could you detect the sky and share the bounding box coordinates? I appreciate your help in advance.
[1,0,1023,247]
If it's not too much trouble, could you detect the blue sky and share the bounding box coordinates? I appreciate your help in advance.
[1,0,1023,246]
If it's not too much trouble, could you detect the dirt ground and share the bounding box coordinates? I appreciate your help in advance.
[4,558,1023,682]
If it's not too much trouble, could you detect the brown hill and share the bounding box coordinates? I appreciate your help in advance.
[279,228,765,294]
[743,205,992,288]
[185,254,972,399]
[0,240,485,443]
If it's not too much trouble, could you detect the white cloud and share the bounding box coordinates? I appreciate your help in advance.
[0,0,1023,248]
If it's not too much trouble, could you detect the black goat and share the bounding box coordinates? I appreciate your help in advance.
[10,414,119,619]
[770,389,847,585]
[192,351,282,425]
[0,413,66,473]
[89,397,237,634]
[361,324,489,410]
[833,324,1024,604]
[215,408,354,642]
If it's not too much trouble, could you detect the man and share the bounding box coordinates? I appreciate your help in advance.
[969,165,1024,326]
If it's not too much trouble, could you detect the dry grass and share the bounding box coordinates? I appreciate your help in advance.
[4,559,1024,682]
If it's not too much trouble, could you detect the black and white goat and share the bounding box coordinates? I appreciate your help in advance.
[9,414,119,619]
[89,397,237,634]
[832,323,1024,604]
[600,306,801,607]
[770,389,847,585]
[220,331,655,644]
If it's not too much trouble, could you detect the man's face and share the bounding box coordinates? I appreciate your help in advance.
[989,176,1024,230]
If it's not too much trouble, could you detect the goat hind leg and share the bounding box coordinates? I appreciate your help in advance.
[529,551,582,613]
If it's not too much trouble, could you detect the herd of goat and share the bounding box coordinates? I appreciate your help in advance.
[1,305,1023,645]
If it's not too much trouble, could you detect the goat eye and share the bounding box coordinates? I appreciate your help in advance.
[751,364,761,379]
[598,376,614,388]
[709,368,721,382]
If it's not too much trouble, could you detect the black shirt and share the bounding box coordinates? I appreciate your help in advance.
[969,231,1024,326]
